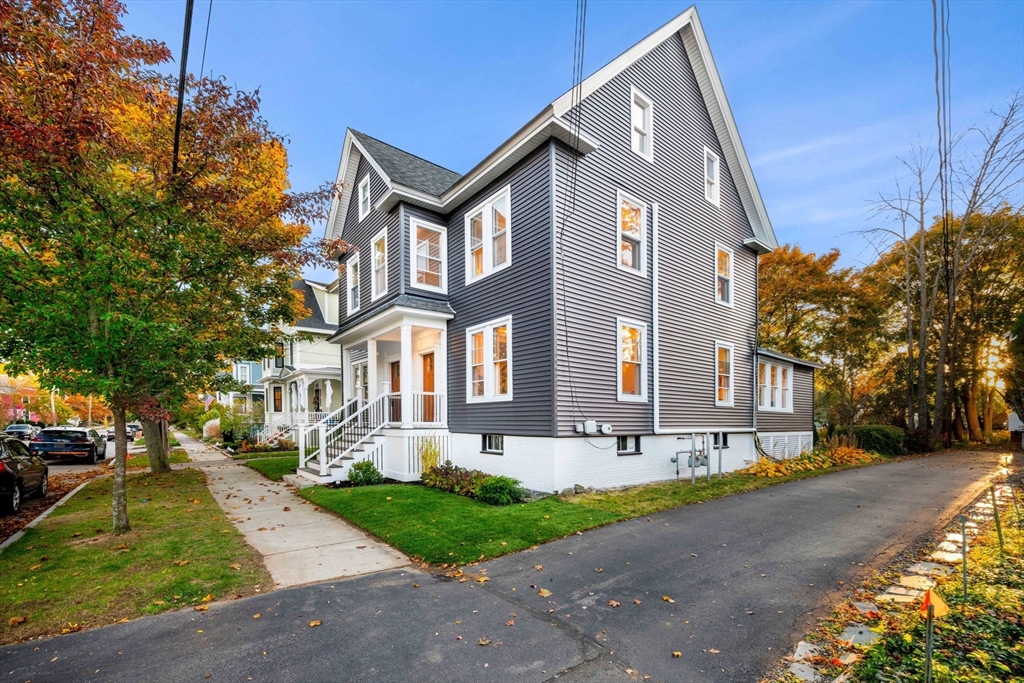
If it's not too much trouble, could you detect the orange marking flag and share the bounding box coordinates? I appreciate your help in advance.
[919,589,950,618]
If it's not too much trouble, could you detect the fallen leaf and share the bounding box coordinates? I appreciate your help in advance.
[193,606,209,612]
[663,596,675,603]
[478,639,491,646]
[253,614,261,619]
[192,499,200,504]
[116,544,129,550]
[29,564,41,571]
[500,541,507,546]
[201,594,215,602]
[672,651,682,658]
[309,620,321,627]
[538,589,552,597]
[283,507,291,512]
[607,600,620,608]
[506,620,515,627]
[229,563,241,570]
[413,583,420,588]
[476,576,490,584]
[173,560,190,566]
[534,565,543,571]
[709,648,720,654]
[152,600,165,605]
[386,497,392,501]
[8,616,26,626]
[690,553,697,558]
[595,568,603,573]
[633,599,643,605]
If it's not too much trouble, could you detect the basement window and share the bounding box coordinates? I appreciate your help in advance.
[617,435,641,455]
[481,434,504,454]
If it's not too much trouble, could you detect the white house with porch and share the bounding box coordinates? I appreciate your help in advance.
[258,279,344,444]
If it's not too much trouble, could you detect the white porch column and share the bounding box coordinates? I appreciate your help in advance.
[400,323,413,427]
[341,347,352,400]
[367,338,378,400]
[436,326,448,425]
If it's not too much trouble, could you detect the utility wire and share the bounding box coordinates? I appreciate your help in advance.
[198,0,213,82]
[172,0,196,176]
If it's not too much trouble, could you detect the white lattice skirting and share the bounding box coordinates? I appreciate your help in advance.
[759,432,813,459]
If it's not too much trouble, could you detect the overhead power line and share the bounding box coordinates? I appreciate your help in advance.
[172,0,196,176]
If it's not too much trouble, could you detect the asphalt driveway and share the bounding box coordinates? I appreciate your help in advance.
[0,449,1010,682]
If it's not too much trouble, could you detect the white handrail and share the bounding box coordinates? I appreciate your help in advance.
[299,397,359,470]
[320,394,389,475]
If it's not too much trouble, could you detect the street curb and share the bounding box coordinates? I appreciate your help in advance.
[0,476,101,554]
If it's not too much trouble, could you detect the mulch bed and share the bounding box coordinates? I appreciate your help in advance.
[0,469,106,545]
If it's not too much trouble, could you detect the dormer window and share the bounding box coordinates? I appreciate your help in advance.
[630,87,653,162]
[465,186,511,284]
[346,253,360,315]
[704,147,720,205]
[371,228,387,300]
[358,176,371,220]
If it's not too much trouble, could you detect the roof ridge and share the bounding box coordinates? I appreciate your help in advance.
[350,129,462,178]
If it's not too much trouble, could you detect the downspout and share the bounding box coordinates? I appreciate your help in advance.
[548,139,559,439]
[752,253,759,444]
[652,202,661,434]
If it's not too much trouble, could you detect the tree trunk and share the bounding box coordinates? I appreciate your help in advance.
[111,404,131,535]
[142,417,171,474]
[953,395,967,442]
[983,386,995,435]
[966,377,983,442]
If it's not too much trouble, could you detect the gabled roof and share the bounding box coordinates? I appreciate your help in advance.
[758,348,824,369]
[350,130,461,196]
[293,280,336,331]
[326,6,776,252]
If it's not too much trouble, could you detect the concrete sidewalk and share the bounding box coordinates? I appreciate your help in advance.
[173,431,409,587]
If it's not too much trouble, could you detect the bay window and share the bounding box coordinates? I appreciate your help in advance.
[411,218,446,292]
[465,186,511,283]
[466,316,512,402]
[617,319,647,402]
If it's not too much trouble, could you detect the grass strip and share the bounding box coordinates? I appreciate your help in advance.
[124,448,190,469]
[244,456,300,481]
[302,483,625,564]
[231,450,299,461]
[0,469,270,645]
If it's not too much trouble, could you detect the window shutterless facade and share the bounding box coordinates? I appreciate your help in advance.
[617,190,647,276]
[237,364,250,385]
[481,434,504,454]
[466,316,512,402]
[704,147,720,206]
[715,243,734,306]
[346,253,360,315]
[758,360,793,412]
[465,186,511,284]
[715,342,734,406]
[274,343,285,368]
[617,318,647,402]
[617,435,641,455]
[272,386,283,412]
[630,87,653,162]
[371,229,387,300]
[410,218,446,293]
[357,176,371,220]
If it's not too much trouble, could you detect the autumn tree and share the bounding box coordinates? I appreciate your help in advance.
[0,0,337,532]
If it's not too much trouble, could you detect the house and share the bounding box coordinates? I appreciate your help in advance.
[295,7,817,491]
[258,279,344,443]
[215,360,265,413]
[756,349,821,458]
[1010,411,1022,448]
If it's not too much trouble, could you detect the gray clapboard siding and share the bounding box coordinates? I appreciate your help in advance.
[554,31,757,436]
[444,146,554,437]
[757,364,815,432]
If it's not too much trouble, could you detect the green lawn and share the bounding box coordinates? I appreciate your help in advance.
[133,436,180,447]
[125,447,190,469]
[232,450,299,460]
[0,469,270,645]
[302,483,625,564]
[244,456,300,481]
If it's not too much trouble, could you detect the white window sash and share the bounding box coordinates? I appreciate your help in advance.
[616,190,648,277]
[616,317,648,402]
[704,147,720,206]
[715,341,734,407]
[346,253,360,315]
[758,360,794,413]
[371,229,388,300]
[464,186,512,285]
[714,242,734,307]
[630,86,654,162]
[465,316,513,402]
[358,176,371,220]
[409,218,447,293]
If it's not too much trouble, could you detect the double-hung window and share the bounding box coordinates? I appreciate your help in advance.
[617,191,647,276]
[715,342,734,406]
[410,218,446,293]
[371,229,387,300]
[274,343,284,369]
[758,360,793,412]
[704,147,720,205]
[346,253,360,315]
[466,316,512,402]
[715,243,733,306]
[617,319,647,402]
[237,363,250,385]
[357,176,371,220]
[630,87,653,161]
[465,186,511,283]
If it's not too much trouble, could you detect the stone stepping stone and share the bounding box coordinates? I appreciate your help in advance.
[945,533,968,543]
[907,561,953,577]
[877,585,923,603]
[937,541,964,553]
[793,641,821,661]
[840,624,880,646]
[899,575,936,590]
[788,661,821,682]
[975,502,994,510]
[838,652,862,666]
[852,601,878,614]
[929,550,963,564]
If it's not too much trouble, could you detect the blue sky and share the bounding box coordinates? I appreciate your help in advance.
[122,0,1023,276]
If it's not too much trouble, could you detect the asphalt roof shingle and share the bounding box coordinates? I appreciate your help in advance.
[351,130,462,197]
[294,280,336,331]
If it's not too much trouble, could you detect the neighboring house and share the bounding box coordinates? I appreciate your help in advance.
[0,372,42,423]
[296,7,816,491]
[756,349,821,458]
[1010,411,1022,448]
[259,279,343,440]
[215,360,265,412]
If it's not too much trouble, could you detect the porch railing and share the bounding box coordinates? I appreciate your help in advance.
[298,398,359,470]
[318,393,389,475]
[413,392,445,425]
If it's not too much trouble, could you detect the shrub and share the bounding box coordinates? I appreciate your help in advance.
[348,459,384,486]
[476,476,526,506]
[836,425,906,456]
[419,438,441,472]
[421,461,488,498]
[905,428,934,453]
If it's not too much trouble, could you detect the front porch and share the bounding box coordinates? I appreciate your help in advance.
[261,368,344,444]
[295,307,453,484]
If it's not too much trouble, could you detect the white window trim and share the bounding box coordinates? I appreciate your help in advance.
[616,190,648,278]
[704,146,720,207]
[237,364,250,385]
[630,86,654,163]
[346,252,360,316]
[758,360,795,413]
[715,341,735,407]
[465,315,513,403]
[616,317,648,403]
[464,185,512,285]
[357,176,371,221]
[714,242,735,308]
[371,228,388,301]
[409,217,448,294]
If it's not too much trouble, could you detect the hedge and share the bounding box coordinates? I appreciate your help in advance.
[836,425,906,456]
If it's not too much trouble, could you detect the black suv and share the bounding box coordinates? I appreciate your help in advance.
[0,435,48,514]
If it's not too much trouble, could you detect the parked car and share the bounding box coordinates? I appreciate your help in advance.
[3,424,36,441]
[126,422,143,438]
[106,426,135,442]
[0,435,48,514]
[30,427,106,464]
